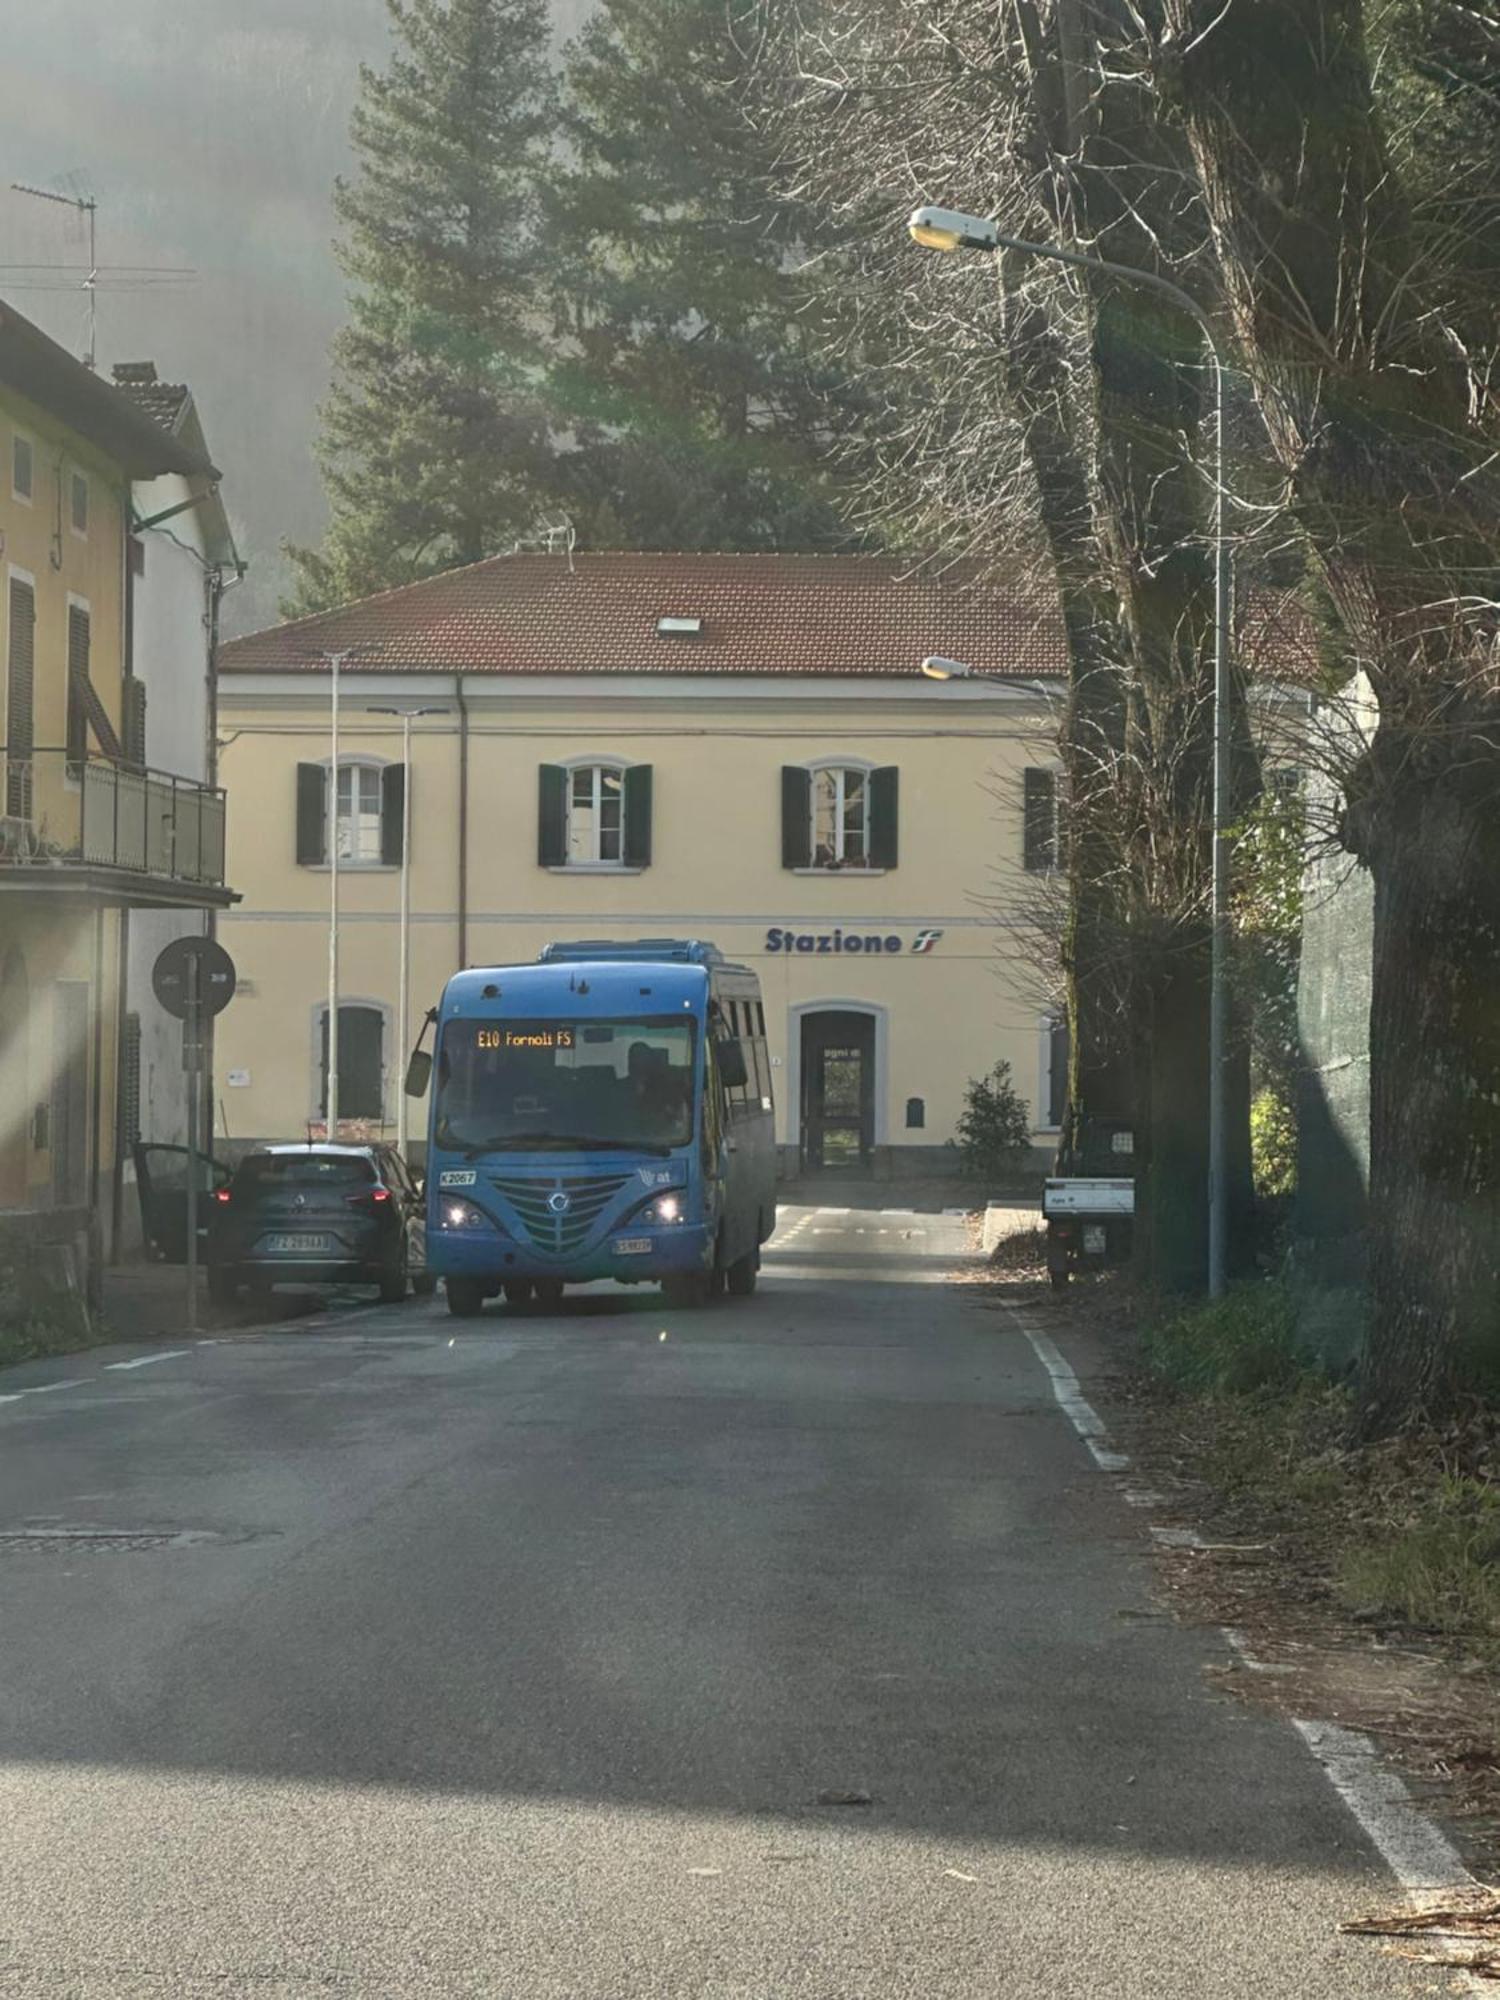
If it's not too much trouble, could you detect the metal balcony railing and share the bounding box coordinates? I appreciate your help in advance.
[0,747,226,888]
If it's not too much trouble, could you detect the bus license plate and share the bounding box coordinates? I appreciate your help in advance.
[614,1237,652,1255]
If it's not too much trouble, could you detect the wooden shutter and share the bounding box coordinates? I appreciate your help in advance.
[121,1011,142,1146]
[623,764,653,867]
[296,762,327,865]
[1023,768,1058,872]
[122,678,148,768]
[781,766,811,869]
[6,578,35,817]
[381,763,406,865]
[538,763,567,866]
[869,766,899,869]
[66,605,90,768]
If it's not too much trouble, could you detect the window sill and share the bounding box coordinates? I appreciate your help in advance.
[301,861,400,874]
[791,866,889,878]
[546,863,646,876]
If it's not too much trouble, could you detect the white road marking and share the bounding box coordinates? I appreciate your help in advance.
[104,1350,190,1372]
[1006,1309,1130,1473]
[1004,1300,1477,1945]
[16,1380,86,1396]
[1294,1720,1471,1896]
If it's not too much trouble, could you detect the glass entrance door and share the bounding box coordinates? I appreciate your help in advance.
[800,1010,875,1172]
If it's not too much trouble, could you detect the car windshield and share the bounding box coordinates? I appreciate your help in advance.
[434,1017,696,1153]
[235,1153,376,1190]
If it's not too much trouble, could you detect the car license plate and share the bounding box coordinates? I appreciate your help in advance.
[263,1233,333,1253]
[1083,1224,1107,1255]
[614,1237,652,1255]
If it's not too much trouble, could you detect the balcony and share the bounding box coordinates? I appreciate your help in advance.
[0,748,234,908]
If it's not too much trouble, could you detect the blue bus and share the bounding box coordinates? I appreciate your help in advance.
[413,939,777,1316]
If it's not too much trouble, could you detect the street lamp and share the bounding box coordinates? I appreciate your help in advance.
[312,647,375,1142]
[367,704,448,1156]
[909,205,1233,1296]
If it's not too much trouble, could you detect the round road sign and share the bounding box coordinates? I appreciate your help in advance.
[151,936,237,1021]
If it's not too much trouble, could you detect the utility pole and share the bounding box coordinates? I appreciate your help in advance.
[368,704,447,1154]
[323,650,354,1138]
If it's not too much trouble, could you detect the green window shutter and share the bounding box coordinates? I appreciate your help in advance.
[296,763,327,866]
[122,678,147,769]
[1023,768,1058,872]
[869,766,899,869]
[381,763,406,866]
[66,605,90,768]
[6,578,35,818]
[781,766,811,870]
[623,764,653,868]
[538,764,567,866]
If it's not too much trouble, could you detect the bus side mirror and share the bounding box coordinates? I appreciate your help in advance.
[717,1039,748,1090]
[404,1050,433,1099]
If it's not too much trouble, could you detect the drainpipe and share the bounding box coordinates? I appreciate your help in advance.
[455,672,469,972]
[90,903,105,1304]
[110,514,137,1263]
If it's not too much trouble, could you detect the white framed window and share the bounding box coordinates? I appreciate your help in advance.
[811,764,871,869]
[336,760,384,862]
[11,431,33,505]
[69,470,89,539]
[568,761,625,865]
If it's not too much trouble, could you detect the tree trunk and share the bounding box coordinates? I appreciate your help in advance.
[1165,0,1500,1417]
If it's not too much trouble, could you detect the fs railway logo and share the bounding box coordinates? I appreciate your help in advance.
[764,926,945,957]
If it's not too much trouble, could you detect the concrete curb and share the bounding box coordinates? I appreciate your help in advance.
[981,1201,1041,1254]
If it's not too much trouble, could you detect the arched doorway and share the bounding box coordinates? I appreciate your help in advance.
[0,947,30,1207]
[793,1003,886,1174]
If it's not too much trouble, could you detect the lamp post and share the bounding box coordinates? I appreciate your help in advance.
[367,705,447,1155]
[909,207,1233,1296]
[316,647,371,1142]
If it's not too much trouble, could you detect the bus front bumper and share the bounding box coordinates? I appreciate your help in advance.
[427,1223,713,1288]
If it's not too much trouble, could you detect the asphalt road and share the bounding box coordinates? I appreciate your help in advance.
[0,1203,1425,1997]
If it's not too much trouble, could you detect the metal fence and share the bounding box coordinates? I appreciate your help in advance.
[0,748,226,887]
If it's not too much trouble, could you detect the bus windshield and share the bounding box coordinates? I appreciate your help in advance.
[435,1017,697,1155]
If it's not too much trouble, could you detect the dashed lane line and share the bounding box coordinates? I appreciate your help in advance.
[103,1350,191,1372]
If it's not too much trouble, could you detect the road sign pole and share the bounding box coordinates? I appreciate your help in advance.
[184,954,201,1335]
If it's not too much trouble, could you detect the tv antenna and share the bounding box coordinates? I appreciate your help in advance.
[12,181,99,368]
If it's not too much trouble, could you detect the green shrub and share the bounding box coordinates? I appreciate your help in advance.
[1141,1281,1301,1396]
[1250,1088,1297,1200]
[955,1062,1034,1184]
[1338,1475,1500,1638]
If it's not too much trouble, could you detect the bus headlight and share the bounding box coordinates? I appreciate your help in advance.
[439,1197,494,1231]
[642,1193,684,1225]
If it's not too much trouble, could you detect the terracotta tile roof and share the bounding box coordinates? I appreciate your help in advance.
[111,361,192,435]
[217,552,1068,680]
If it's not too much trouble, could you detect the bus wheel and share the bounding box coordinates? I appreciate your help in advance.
[446,1277,485,1319]
[534,1279,565,1310]
[503,1280,533,1308]
[726,1249,758,1298]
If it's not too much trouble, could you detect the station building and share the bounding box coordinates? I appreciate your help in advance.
[214,552,1069,1177]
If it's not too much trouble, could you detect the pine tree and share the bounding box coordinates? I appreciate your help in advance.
[549,0,859,551]
[286,0,557,613]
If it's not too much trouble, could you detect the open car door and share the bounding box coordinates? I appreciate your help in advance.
[132,1143,230,1264]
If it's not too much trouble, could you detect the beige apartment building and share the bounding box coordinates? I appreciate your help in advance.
[215,553,1069,1175]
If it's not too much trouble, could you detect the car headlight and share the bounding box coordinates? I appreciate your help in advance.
[438,1196,494,1231]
